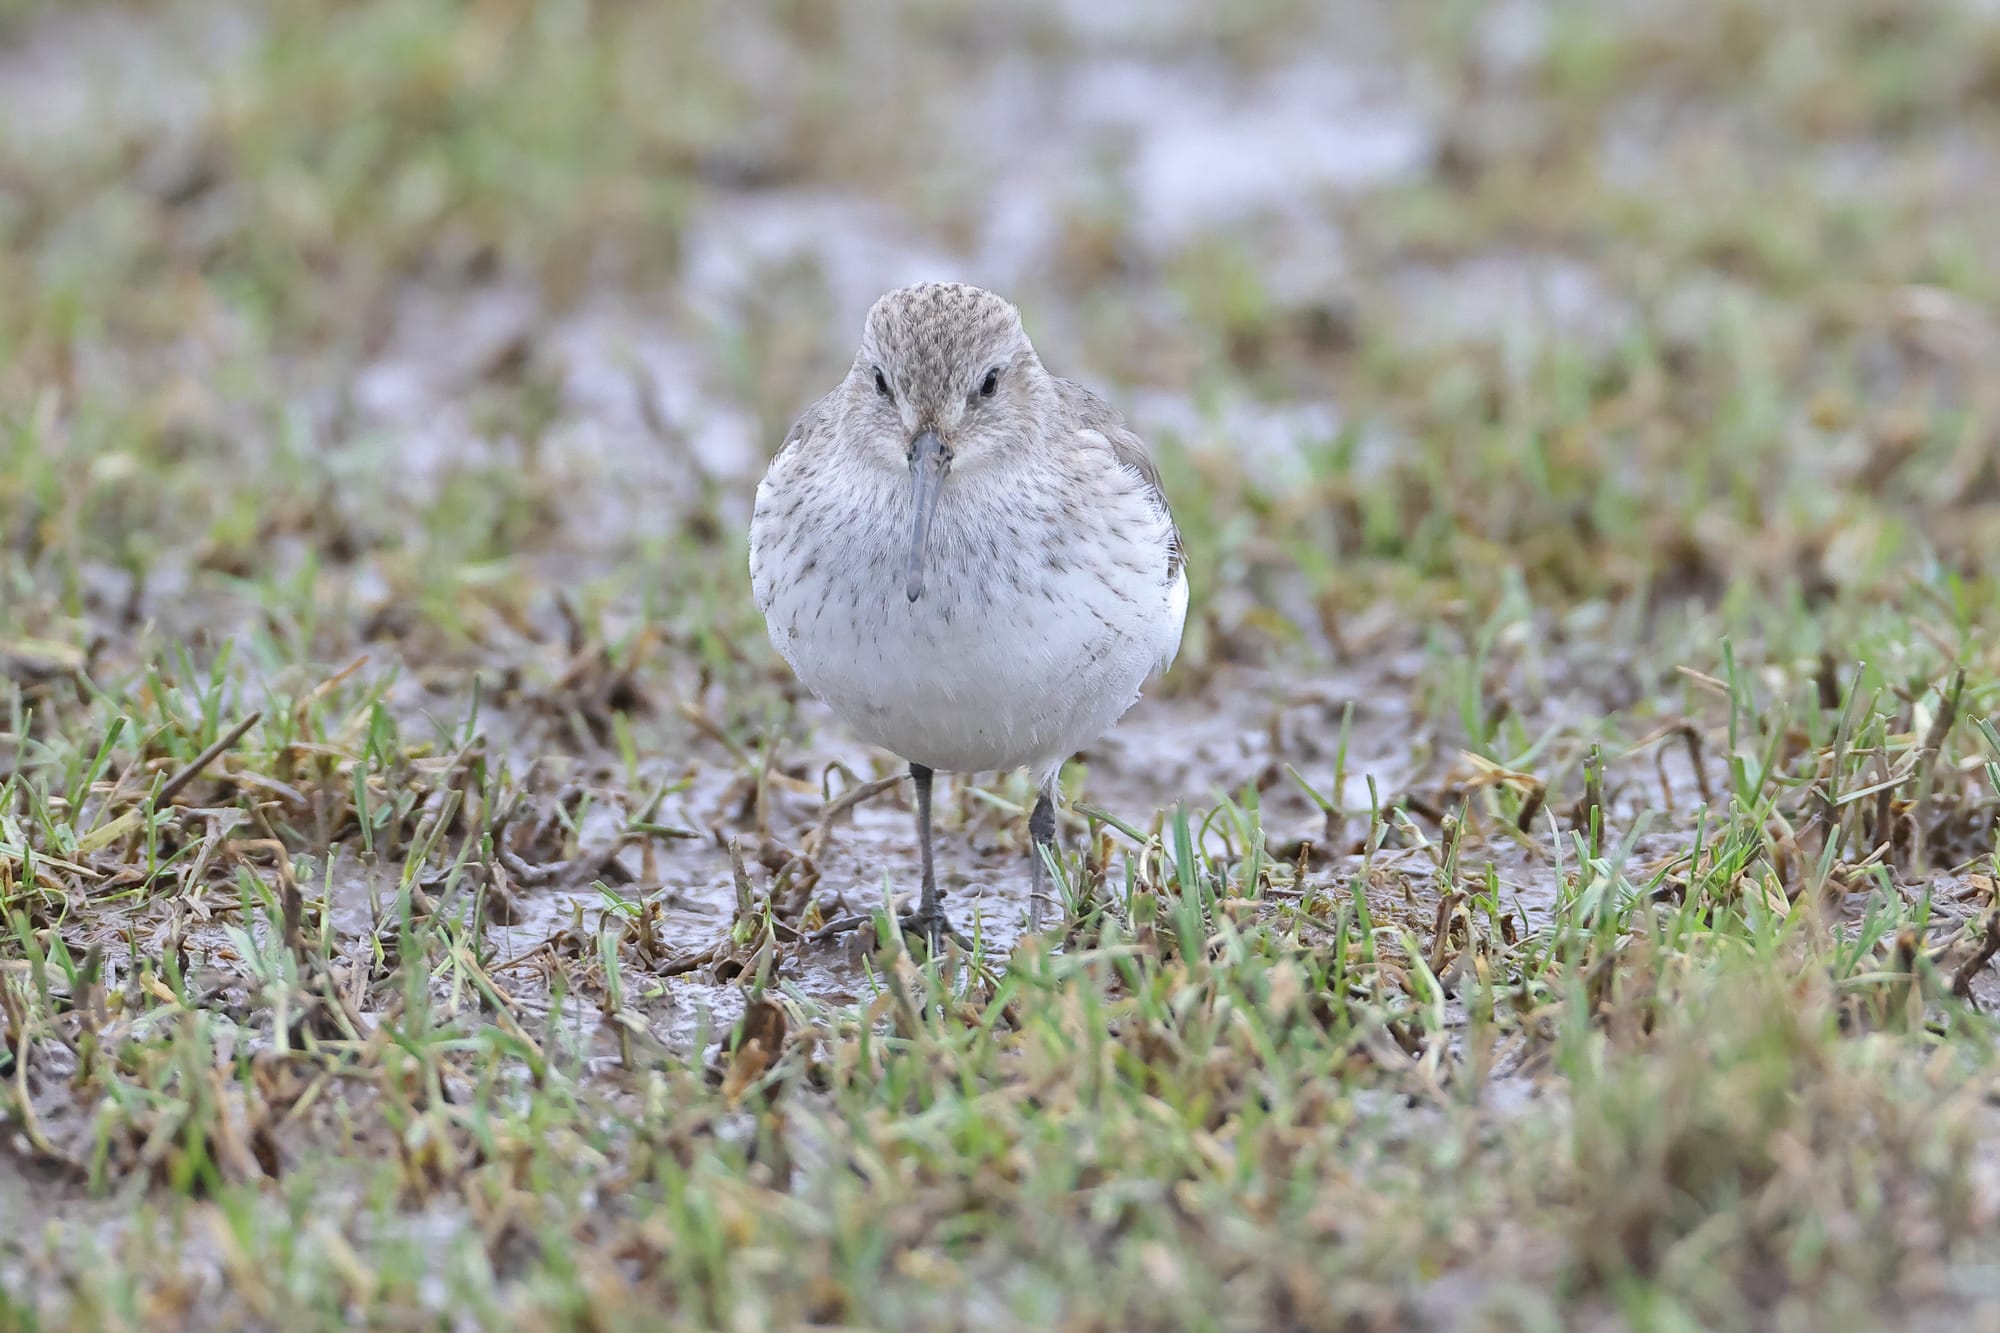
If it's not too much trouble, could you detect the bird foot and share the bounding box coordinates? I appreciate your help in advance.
[896,905,971,954]
[805,903,970,953]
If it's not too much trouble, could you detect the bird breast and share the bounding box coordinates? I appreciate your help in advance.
[750,450,1184,774]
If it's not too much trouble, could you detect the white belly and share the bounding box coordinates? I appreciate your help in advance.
[751,474,1184,779]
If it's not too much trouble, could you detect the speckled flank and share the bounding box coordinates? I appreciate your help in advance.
[747,282,1187,785]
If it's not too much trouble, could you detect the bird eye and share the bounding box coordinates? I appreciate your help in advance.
[979,369,1000,398]
[874,368,892,399]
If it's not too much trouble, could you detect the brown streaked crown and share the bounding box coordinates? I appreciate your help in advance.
[860,283,1028,419]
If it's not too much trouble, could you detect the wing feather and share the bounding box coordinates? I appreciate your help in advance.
[1055,377,1185,583]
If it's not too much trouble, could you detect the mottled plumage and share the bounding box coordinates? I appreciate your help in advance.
[749,283,1186,940]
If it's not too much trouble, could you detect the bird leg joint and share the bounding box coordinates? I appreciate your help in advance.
[1029,792,1055,847]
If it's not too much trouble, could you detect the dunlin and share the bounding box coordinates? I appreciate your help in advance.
[749,283,1187,942]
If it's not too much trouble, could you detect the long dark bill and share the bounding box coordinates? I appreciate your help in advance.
[904,428,949,602]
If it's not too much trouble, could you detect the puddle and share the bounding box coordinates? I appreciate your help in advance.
[1387,253,1632,350]
[0,3,253,153]
[1124,389,1346,489]
[545,303,763,485]
[93,635,1641,1075]
[1079,57,1435,254]
[680,190,965,337]
[1474,0,1555,76]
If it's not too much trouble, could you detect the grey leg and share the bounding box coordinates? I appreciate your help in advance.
[1028,781,1057,932]
[912,762,939,922]
[900,763,966,950]
[806,763,966,951]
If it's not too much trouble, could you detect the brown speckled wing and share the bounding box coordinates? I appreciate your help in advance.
[1058,378,1185,583]
[772,390,837,463]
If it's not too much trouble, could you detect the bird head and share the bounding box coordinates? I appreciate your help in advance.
[842,282,1047,601]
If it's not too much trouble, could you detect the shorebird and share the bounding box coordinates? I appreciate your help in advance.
[749,282,1186,943]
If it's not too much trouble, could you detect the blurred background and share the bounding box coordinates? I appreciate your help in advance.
[6,0,1997,682]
